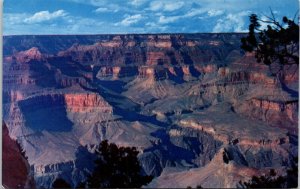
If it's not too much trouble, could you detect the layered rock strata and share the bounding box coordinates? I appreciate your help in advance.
[3,34,298,188]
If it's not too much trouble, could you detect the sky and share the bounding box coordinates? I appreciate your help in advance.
[3,0,299,35]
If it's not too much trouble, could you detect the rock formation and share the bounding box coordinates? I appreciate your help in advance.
[2,121,35,188]
[3,34,298,188]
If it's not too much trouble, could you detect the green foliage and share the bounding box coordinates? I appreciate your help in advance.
[86,140,153,188]
[52,178,71,188]
[241,11,299,68]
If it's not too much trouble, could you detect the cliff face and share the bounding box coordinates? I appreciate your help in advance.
[2,122,35,189]
[4,47,44,64]
[64,93,113,113]
[236,98,298,128]
[55,34,239,67]
[3,34,298,188]
[146,143,288,189]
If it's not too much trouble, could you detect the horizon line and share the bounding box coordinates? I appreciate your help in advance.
[3,32,248,37]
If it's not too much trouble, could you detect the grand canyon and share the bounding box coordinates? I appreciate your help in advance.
[3,34,298,188]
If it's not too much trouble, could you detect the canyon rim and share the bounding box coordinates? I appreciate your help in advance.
[3,33,298,188]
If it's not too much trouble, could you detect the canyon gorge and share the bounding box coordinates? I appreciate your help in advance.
[3,34,298,188]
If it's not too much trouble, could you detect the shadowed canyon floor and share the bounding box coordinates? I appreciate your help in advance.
[3,34,298,188]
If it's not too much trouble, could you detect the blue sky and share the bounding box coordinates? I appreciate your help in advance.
[3,0,299,35]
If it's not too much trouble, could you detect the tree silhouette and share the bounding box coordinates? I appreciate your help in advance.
[239,157,298,188]
[241,11,299,69]
[239,169,286,188]
[86,140,153,188]
[186,185,203,189]
[222,149,231,164]
[52,178,71,188]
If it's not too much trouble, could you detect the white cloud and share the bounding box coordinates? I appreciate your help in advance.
[184,8,207,17]
[213,11,250,32]
[24,10,67,23]
[6,0,293,34]
[149,1,184,12]
[94,4,120,13]
[149,1,164,11]
[4,13,28,25]
[157,7,207,25]
[95,7,110,13]
[129,0,148,6]
[117,14,143,26]
[164,2,184,11]
[158,15,181,24]
[145,22,169,32]
[65,0,106,6]
[207,9,224,17]
[66,17,105,33]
